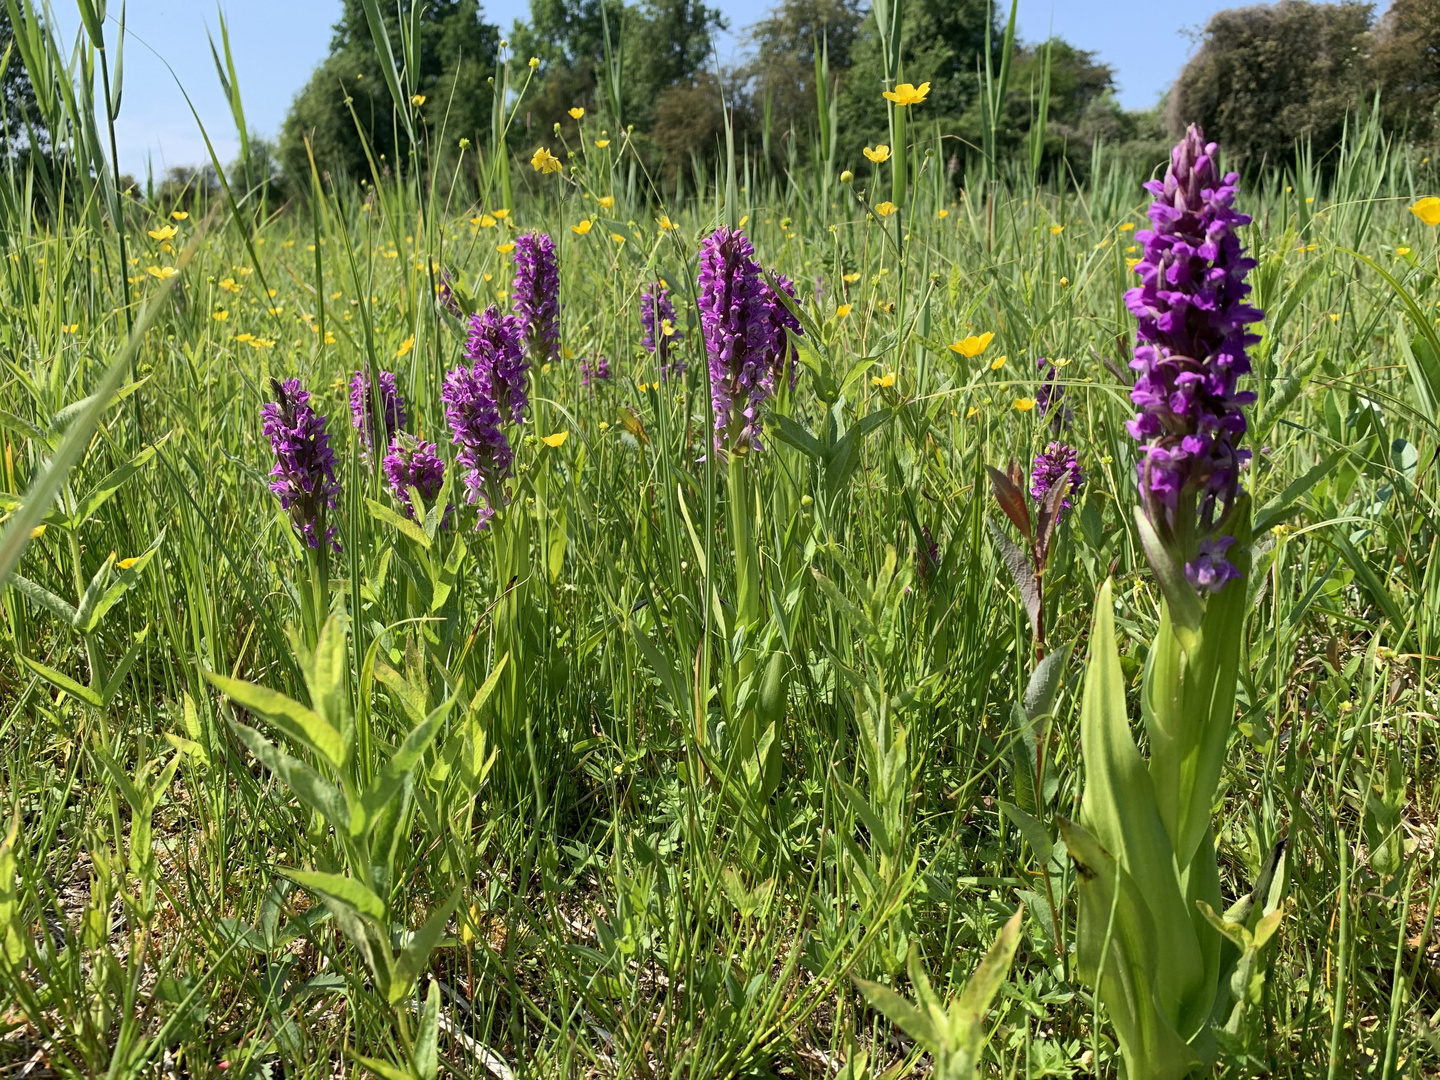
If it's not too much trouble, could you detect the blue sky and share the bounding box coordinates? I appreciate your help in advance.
[48,0,1339,177]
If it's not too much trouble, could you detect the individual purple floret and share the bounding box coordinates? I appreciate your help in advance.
[1031,441,1083,512]
[761,271,801,396]
[697,227,802,448]
[465,307,530,423]
[1185,535,1241,594]
[1035,357,1072,432]
[642,282,685,380]
[513,231,561,364]
[1125,124,1260,591]
[580,353,611,391]
[261,377,342,552]
[349,368,406,450]
[382,433,446,521]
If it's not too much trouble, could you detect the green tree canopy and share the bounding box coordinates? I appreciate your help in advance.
[279,0,499,188]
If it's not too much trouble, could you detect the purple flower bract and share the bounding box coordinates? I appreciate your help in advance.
[513,231,560,364]
[262,377,342,552]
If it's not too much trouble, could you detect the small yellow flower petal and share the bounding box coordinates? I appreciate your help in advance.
[874,201,897,218]
[30,525,45,539]
[212,310,228,321]
[836,304,852,317]
[595,139,610,147]
[989,355,1007,370]
[937,209,949,219]
[146,265,178,279]
[542,431,569,447]
[966,407,979,419]
[148,225,177,241]
[528,56,540,69]
[61,323,78,333]
[171,210,188,220]
[571,219,594,235]
[1411,197,1440,226]
[397,335,415,357]
[862,144,891,164]
[497,242,516,253]
[1049,224,1064,235]
[843,272,861,283]
[871,372,896,387]
[599,195,615,209]
[117,556,139,570]
[1013,397,1036,411]
[1119,222,1135,231]
[1396,246,1412,256]
[950,332,994,358]
[658,214,677,231]
[569,107,585,119]
[411,93,426,106]
[492,208,510,220]
[610,233,626,244]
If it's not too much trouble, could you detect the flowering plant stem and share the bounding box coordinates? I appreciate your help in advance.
[726,452,764,781]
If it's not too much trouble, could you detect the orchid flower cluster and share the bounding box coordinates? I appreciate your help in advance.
[444,307,530,529]
[1125,123,1260,594]
[641,281,684,381]
[262,377,343,553]
[696,227,801,450]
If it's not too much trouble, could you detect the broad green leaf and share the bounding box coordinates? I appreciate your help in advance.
[950,905,1025,1072]
[999,801,1053,867]
[307,613,352,760]
[204,671,345,769]
[75,538,161,634]
[1023,643,1071,722]
[72,552,117,631]
[358,697,453,839]
[100,626,150,706]
[1079,580,1208,1031]
[1059,818,1201,1080]
[0,809,24,965]
[1132,511,1202,654]
[283,867,386,923]
[366,496,431,549]
[11,574,77,625]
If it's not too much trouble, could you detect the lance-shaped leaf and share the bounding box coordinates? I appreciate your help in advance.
[1059,819,1201,1080]
[356,696,453,840]
[231,722,351,835]
[1133,509,1202,655]
[987,517,1040,639]
[20,655,102,708]
[1079,580,1209,1033]
[284,868,395,995]
[366,496,431,549]
[306,613,353,763]
[986,464,1032,541]
[69,442,158,527]
[75,536,162,633]
[10,574,77,625]
[411,979,443,1080]
[204,670,345,770]
[393,887,463,1004]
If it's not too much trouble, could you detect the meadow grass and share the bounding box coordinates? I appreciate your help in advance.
[0,35,1438,1077]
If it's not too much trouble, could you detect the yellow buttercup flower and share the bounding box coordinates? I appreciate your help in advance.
[248,337,275,349]
[324,332,337,344]
[595,139,610,148]
[397,335,415,357]
[599,195,615,209]
[937,209,949,219]
[874,201,897,218]
[610,233,626,244]
[568,107,585,119]
[147,265,178,279]
[1013,397,1036,411]
[990,355,1007,370]
[148,224,177,241]
[658,215,677,231]
[1329,313,1341,323]
[542,431,569,447]
[863,144,891,164]
[882,81,930,107]
[1396,247,1412,256]
[1412,197,1440,226]
[62,323,78,333]
[572,219,594,235]
[966,406,979,419]
[950,332,994,358]
[219,277,240,293]
[117,556,139,570]
[212,310,228,321]
[1119,222,1135,231]
[497,242,516,253]
[871,372,896,387]
[234,333,253,342]
[171,210,188,220]
[1049,224,1064,235]
[843,272,861,283]
[531,146,562,173]
[492,208,510,219]
[528,56,540,69]
[30,525,45,539]
[411,93,426,106]
[836,304,852,317]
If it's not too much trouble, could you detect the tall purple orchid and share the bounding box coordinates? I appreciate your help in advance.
[261,377,342,552]
[697,227,802,448]
[445,306,529,529]
[383,433,447,521]
[1125,124,1260,594]
[513,231,560,364]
